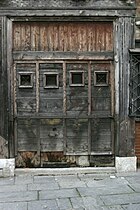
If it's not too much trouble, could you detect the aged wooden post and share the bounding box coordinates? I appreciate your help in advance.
[0,17,8,159]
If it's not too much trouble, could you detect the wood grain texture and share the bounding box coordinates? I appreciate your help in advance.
[13,22,113,52]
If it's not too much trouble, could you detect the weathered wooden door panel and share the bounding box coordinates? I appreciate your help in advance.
[39,63,63,115]
[40,118,64,152]
[91,118,113,154]
[90,62,113,154]
[91,62,112,116]
[12,20,114,167]
[66,119,88,154]
[16,63,36,115]
[66,63,88,116]
[17,119,38,151]
[14,60,114,166]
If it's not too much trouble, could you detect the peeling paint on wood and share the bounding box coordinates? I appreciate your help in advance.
[16,151,40,167]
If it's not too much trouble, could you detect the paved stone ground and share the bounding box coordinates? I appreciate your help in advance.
[0,169,140,210]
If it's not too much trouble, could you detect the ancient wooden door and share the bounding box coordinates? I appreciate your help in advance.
[12,21,114,167]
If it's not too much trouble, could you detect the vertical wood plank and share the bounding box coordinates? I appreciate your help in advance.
[35,24,40,51]
[7,18,13,157]
[118,17,135,157]
[13,23,21,51]
[100,24,105,51]
[36,62,39,113]
[88,61,91,154]
[59,24,64,51]
[40,25,46,51]
[63,62,67,114]
[78,24,83,51]
[88,61,91,115]
[30,23,40,51]
[96,24,102,51]
[31,23,36,51]
[13,63,17,116]
[87,23,93,51]
[49,24,54,51]
[20,23,26,51]
[53,24,59,51]
[25,23,31,51]
[13,21,113,53]
[69,24,73,51]
[106,23,113,51]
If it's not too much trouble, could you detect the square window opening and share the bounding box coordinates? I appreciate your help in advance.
[70,71,84,86]
[19,73,33,88]
[94,71,109,86]
[44,73,59,88]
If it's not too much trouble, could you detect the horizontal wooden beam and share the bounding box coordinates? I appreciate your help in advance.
[0,9,135,17]
[13,51,114,61]
[15,115,114,119]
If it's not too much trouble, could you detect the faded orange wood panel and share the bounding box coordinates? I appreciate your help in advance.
[13,22,113,52]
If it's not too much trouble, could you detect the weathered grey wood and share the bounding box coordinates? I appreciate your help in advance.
[39,62,63,115]
[17,119,38,151]
[117,17,135,157]
[15,62,37,116]
[0,17,3,137]
[0,17,9,158]
[39,99,63,114]
[13,51,114,61]
[66,63,88,116]
[66,118,88,154]
[91,118,113,153]
[0,8,136,18]
[16,98,36,115]
[0,0,135,166]
[40,118,63,152]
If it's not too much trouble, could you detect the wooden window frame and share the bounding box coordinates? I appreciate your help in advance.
[94,71,109,87]
[69,71,85,87]
[18,72,33,88]
[43,72,59,89]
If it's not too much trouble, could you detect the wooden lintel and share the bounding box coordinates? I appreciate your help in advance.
[13,51,114,61]
[0,9,135,17]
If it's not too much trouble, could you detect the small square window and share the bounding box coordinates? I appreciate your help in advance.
[70,71,84,86]
[94,71,109,86]
[44,73,59,88]
[19,73,33,88]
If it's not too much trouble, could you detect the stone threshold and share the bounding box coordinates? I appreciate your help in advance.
[15,167,116,176]
[0,156,137,177]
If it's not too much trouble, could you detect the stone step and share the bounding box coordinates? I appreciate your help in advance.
[15,167,116,176]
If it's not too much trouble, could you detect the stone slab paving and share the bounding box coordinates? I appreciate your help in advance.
[0,169,139,210]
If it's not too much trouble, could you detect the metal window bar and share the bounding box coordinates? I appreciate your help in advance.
[129,54,140,116]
